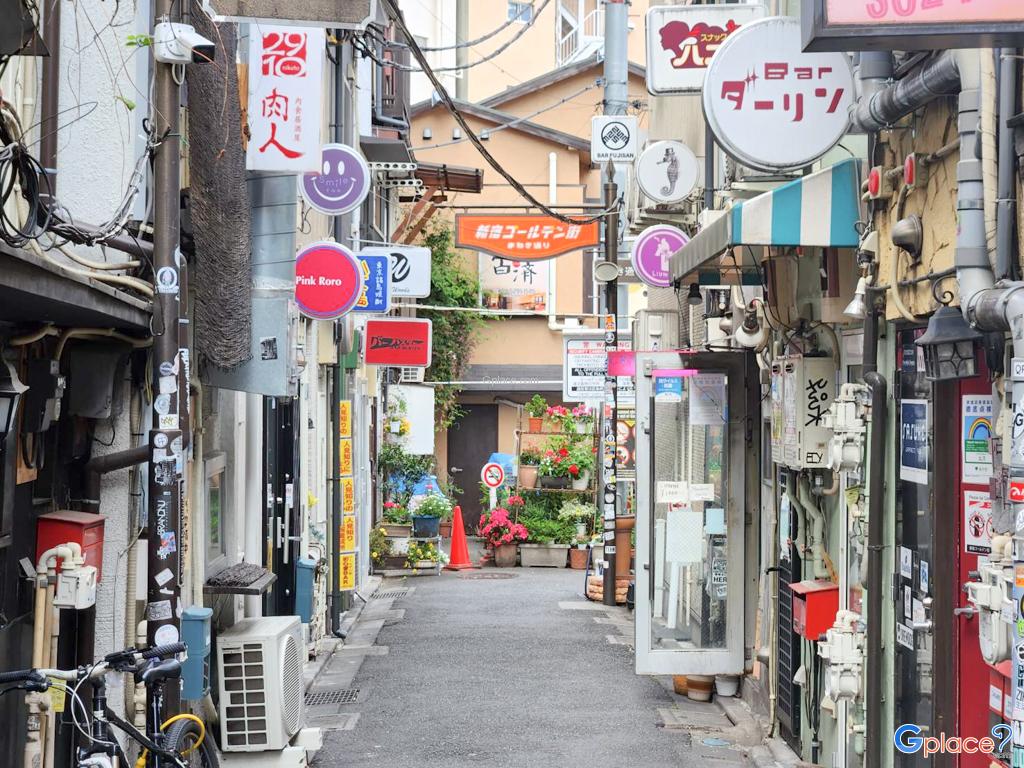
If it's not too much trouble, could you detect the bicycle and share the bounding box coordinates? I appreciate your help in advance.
[0,642,218,768]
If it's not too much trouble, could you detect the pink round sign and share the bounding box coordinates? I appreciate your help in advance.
[631,225,689,288]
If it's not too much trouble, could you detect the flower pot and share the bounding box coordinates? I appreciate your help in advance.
[575,522,588,539]
[409,560,437,570]
[687,674,715,702]
[412,515,440,538]
[672,676,688,696]
[571,470,591,491]
[520,543,569,568]
[540,475,571,490]
[519,465,539,489]
[382,555,407,570]
[528,416,544,432]
[575,421,593,434]
[614,516,636,581]
[439,521,453,538]
[382,523,412,538]
[493,542,518,567]
[568,547,589,570]
[715,675,740,698]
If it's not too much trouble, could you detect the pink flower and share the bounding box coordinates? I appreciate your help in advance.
[502,533,513,543]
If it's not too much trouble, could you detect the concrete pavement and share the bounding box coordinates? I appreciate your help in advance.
[310,567,759,768]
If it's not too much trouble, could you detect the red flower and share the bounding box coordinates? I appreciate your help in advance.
[569,464,580,477]
[558,447,569,457]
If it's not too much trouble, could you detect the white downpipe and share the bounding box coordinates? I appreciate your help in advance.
[797,477,829,580]
[547,151,567,332]
[981,49,999,262]
[190,375,205,606]
[244,393,264,618]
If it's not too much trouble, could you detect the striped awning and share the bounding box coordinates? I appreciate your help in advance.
[671,158,863,281]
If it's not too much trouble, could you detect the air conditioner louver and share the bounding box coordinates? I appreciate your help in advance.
[217,616,304,752]
[399,367,424,383]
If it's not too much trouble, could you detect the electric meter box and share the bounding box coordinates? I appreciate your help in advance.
[633,310,680,351]
[769,355,836,470]
[36,511,106,580]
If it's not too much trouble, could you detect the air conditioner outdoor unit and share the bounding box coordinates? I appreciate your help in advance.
[217,615,305,752]
[399,366,424,383]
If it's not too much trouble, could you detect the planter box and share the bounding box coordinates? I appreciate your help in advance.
[412,515,440,538]
[520,543,569,568]
[539,476,571,490]
[439,521,453,538]
[382,523,412,537]
[387,536,410,555]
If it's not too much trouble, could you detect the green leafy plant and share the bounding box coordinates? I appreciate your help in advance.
[126,34,153,48]
[413,494,453,520]
[370,526,393,569]
[558,499,598,523]
[379,442,433,505]
[520,446,545,465]
[418,226,491,428]
[406,540,443,567]
[382,501,410,524]
[525,394,548,419]
[520,515,576,545]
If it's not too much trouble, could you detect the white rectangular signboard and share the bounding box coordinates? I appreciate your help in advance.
[359,245,432,298]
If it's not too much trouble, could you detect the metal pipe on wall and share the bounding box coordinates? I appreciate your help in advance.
[996,49,1019,281]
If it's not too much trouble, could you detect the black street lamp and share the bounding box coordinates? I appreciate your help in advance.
[915,305,982,381]
[0,358,25,440]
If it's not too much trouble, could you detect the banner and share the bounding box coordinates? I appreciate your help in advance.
[455,214,599,261]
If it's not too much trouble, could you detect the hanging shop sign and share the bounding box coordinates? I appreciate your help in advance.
[363,318,433,368]
[293,241,362,320]
[204,0,375,27]
[563,332,607,403]
[455,214,600,262]
[645,4,766,95]
[802,0,1024,52]
[899,398,930,485]
[299,143,371,215]
[247,26,324,173]
[359,245,432,298]
[479,255,550,313]
[354,254,390,314]
[635,141,700,205]
[632,225,690,288]
[702,16,854,174]
[591,115,639,163]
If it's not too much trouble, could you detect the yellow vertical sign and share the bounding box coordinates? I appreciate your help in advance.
[341,515,356,551]
[339,438,353,476]
[341,476,355,514]
[340,553,356,590]
[339,400,352,438]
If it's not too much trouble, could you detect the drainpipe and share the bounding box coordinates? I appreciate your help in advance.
[862,290,887,768]
[797,474,828,580]
[851,51,961,133]
[39,0,60,196]
[996,49,1019,281]
[850,52,894,133]
[83,444,151,514]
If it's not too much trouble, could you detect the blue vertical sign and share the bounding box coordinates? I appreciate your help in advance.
[899,399,929,485]
[355,255,390,313]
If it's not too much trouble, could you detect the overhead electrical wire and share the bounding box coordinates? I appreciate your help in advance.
[419,2,537,51]
[380,0,616,226]
[362,0,551,73]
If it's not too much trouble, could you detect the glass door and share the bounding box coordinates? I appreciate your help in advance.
[635,351,755,675]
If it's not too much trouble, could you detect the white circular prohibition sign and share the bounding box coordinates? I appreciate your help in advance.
[481,462,505,489]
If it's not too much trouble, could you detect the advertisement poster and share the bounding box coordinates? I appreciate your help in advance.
[341,514,356,552]
[455,214,599,261]
[339,400,352,438]
[690,373,727,425]
[339,552,356,591]
[617,409,636,481]
[900,399,929,485]
[964,490,993,555]
[962,394,993,482]
[563,335,606,402]
[339,438,353,476]
[341,476,355,514]
[479,255,549,313]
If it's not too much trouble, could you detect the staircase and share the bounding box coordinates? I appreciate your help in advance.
[556,5,604,66]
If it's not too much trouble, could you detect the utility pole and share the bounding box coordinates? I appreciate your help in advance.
[147,0,185,708]
[600,0,628,607]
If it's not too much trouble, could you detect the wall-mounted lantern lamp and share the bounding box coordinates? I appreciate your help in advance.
[0,358,26,440]
[686,283,702,306]
[915,305,982,381]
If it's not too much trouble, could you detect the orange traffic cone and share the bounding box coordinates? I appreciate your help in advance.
[444,505,477,571]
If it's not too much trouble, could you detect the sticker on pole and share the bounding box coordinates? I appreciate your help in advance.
[591,115,638,163]
[481,462,505,490]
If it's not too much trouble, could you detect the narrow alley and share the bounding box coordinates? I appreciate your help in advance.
[308,570,758,768]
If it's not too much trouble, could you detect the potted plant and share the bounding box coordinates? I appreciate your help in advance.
[538,443,573,489]
[545,404,574,433]
[370,526,393,572]
[572,403,595,434]
[519,517,574,567]
[405,540,444,570]
[525,394,547,432]
[381,501,412,537]
[411,494,452,538]
[478,507,528,567]
[518,446,544,489]
[566,442,596,491]
[559,499,597,540]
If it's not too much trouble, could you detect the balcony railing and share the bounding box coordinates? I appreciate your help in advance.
[556,8,604,66]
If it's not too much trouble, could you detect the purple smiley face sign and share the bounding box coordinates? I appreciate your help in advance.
[632,224,690,288]
[300,144,371,216]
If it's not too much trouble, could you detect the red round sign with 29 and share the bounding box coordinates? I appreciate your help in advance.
[294,241,362,320]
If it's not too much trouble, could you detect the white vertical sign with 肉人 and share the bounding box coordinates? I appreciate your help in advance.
[247,26,324,172]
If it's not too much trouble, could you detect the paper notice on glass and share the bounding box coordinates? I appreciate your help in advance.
[657,481,689,504]
[689,373,727,425]
[665,508,702,563]
[690,483,715,501]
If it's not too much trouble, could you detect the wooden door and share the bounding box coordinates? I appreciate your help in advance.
[447,405,498,533]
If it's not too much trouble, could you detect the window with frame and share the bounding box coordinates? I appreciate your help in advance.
[205,454,227,568]
[508,1,534,23]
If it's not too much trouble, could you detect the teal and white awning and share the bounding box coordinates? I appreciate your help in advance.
[671,158,863,281]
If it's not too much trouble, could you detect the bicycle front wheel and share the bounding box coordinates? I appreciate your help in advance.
[162,718,219,768]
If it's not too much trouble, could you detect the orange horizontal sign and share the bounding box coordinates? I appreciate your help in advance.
[455,214,600,261]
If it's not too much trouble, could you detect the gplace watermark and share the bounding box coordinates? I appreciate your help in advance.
[893,724,1013,757]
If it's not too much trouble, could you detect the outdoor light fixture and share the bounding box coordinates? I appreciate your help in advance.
[843,276,868,320]
[594,260,620,283]
[686,283,702,306]
[0,357,26,440]
[422,127,432,140]
[891,214,924,262]
[915,305,982,381]
[734,304,767,349]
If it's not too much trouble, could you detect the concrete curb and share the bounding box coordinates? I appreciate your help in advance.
[717,696,806,767]
[304,575,383,691]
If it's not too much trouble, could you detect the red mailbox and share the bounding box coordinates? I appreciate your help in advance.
[36,511,106,581]
[790,579,839,640]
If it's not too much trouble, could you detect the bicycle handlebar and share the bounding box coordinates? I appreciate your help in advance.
[140,642,186,660]
[0,669,46,685]
[0,642,187,687]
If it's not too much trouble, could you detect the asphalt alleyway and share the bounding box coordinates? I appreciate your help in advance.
[312,568,756,768]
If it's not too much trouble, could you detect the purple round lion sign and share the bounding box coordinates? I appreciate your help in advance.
[631,224,689,288]
[300,143,370,216]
